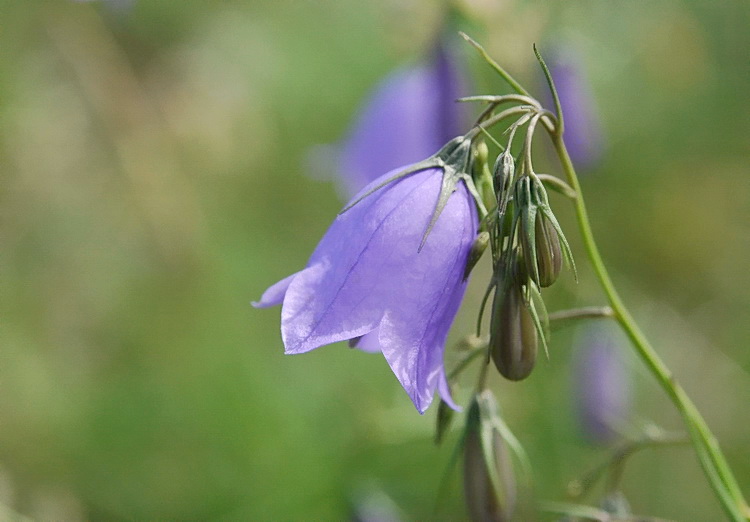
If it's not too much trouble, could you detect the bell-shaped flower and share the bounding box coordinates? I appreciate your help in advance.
[572,325,630,443]
[333,38,469,197]
[73,0,135,14]
[254,139,479,413]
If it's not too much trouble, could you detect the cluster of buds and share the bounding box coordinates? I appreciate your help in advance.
[471,106,574,383]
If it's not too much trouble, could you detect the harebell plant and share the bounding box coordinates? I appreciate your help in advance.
[255,34,749,521]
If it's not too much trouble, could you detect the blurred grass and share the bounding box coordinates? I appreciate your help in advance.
[0,0,748,520]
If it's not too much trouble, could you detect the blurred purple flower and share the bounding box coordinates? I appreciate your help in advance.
[572,325,630,443]
[73,0,134,14]
[333,39,469,197]
[254,165,477,414]
[545,48,604,171]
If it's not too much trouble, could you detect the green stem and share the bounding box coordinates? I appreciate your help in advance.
[547,306,614,324]
[460,32,531,98]
[552,133,749,521]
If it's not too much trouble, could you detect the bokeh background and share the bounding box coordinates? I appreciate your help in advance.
[1,1,749,520]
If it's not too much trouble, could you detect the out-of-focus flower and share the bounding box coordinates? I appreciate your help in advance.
[463,392,517,522]
[349,485,404,522]
[572,325,630,443]
[254,150,478,412]
[545,47,604,171]
[332,38,469,197]
[73,0,135,14]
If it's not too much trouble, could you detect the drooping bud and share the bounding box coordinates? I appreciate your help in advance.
[516,175,571,288]
[529,212,563,287]
[493,151,514,201]
[463,397,516,522]
[464,231,491,280]
[489,277,538,381]
[475,141,490,172]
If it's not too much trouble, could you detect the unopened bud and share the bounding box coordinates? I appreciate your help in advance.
[516,176,565,288]
[489,282,538,381]
[525,212,563,288]
[476,140,490,167]
[493,152,514,204]
[463,400,516,522]
[464,231,491,280]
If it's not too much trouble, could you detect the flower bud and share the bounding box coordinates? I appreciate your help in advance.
[526,212,563,288]
[463,401,516,522]
[516,176,565,288]
[475,141,490,169]
[489,282,538,381]
[493,152,514,203]
[464,231,490,280]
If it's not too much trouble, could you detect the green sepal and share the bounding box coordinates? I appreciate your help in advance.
[514,176,542,288]
[478,405,511,516]
[419,137,476,251]
[339,136,466,214]
[338,136,480,253]
[524,283,550,360]
[531,177,577,281]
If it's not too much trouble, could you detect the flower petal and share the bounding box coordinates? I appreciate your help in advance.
[374,180,476,413]
[281,168,447,354]
[251,272,298,308]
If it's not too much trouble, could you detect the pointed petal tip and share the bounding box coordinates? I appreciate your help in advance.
[253,273,298,309]
[438,369,462,412]
[414,400,431,415]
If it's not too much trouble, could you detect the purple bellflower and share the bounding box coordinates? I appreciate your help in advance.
[73,0,135,14]
[335,39,468,197]
[572,325,630,443]
[255,139,479,414]
[545,47,604,171]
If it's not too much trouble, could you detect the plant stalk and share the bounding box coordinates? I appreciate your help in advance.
[551,133,749,521]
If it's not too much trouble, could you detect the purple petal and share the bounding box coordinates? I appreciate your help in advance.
[252,273,298,308]
[280,167,476,412]
[545,47,604,171]
[572,325,630,443]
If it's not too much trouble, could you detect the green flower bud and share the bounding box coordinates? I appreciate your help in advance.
[475,140,490,169]
[493,151,514,205]
[464,231,491,280]
[516,176,567,288]
[489,282,538,381]
[524,212,563,288]
[464,400,516,522]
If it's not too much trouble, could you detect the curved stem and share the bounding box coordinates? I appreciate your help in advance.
[551,133,749,521]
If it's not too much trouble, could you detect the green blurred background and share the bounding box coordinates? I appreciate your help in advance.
[0,1,748,520]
